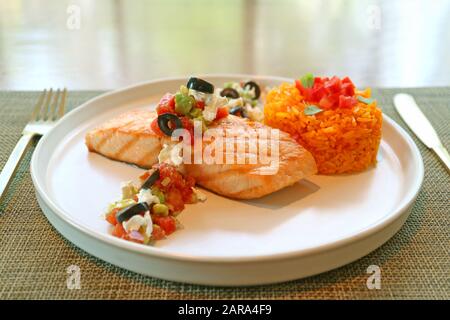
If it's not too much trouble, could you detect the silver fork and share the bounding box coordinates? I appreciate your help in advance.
[0,88,67,200]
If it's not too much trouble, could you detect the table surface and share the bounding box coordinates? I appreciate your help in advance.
[1,0,450,90]
[0,88,448,299]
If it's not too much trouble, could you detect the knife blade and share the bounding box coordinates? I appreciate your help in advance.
[393,93,450,171]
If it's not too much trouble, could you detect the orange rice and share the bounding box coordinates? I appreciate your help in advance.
[264,83,382,174]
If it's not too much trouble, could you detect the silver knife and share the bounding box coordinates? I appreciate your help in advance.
[393,93,450,172]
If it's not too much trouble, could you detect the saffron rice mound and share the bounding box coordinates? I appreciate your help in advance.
[264,83,382,174]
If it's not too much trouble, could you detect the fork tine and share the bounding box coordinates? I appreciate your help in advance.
[49,89,61,121]
[41,88,53,120]
[30,89,47,121]
[57,88,67,120]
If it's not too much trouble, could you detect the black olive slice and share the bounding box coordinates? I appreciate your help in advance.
[141,169,160,190]
[157,113,183,137]
[229,106,247,118]
[220,88,240,99]
[187,77,214,94]
[116,202,149,224]
[243,81,261,99]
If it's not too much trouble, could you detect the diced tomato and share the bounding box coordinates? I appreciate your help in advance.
[112,223,126,238]
[321,93,340,108]
[150,117,164,136]
[180,175,196,202]
[180,116,192,129]
[313,77,325,87]
[154,216,177,235]
[330,93,341,104]
[151,225,166,240]
[324,76,342,93]
[311,86,327,102]
[297,75,358,109]
[156,105,174,115]
[105,208,119,225]
[339,95,358,108]
[184,175,196,190]
[297,86,312,101]
[158,164,182,187]
[156,93,175,115]
[150,163,195,224]
[341,76,354,85]
[180,116,194,144]
[139,171,150,181]
[341,82,355,96]
[196,100,205,110]
[165,189,185,212]
[215,107,229,120]
[319,97,335,109]
[159,93,175,108]
[156,164,195,200]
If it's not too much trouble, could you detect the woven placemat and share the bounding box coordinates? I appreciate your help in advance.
[0,89,448,299]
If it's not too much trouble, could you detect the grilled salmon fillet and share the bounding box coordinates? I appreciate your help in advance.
[86,110,317,199]
[86,110,164,168]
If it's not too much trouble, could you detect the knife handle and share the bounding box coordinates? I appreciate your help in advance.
[432,145,450,172]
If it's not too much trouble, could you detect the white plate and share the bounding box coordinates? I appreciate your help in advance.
[31,75,424,286]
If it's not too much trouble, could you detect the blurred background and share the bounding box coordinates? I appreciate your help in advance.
[0,0,449,90]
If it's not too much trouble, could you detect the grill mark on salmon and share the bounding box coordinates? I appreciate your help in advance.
[90,134,109,153]
[112,135,139,159]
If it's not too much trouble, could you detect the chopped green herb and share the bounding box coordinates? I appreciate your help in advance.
[357,95,375,105]
[300,73,314,88]
[304,105,323,116]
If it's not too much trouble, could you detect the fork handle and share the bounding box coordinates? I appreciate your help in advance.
[0,133,36,201]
